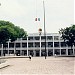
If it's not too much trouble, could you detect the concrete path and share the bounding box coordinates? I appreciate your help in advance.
[0,57,75,75]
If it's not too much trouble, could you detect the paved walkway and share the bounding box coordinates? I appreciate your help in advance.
[0,57,75,75]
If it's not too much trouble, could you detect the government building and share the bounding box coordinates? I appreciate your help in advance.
[0,33,75,56]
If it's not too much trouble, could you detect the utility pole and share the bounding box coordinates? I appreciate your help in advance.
[43,0,46,59]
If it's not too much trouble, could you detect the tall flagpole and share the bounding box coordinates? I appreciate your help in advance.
[43,0,46,59]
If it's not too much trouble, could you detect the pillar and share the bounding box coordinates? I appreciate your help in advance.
[8,41,9,56]
[20,38,22,56]
[1,44,3,56]
[53,36,54,56]
[73,44,74,55]
[14,41,16,56]
[27,36,28,56]
[33,36,35,57]
[66,45,68,55]
[59,36,61,56]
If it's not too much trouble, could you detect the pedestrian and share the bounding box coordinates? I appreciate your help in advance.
[55,54,56,58]
[29,55,31,61]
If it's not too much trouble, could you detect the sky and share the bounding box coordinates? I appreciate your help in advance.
[0,0,74,34]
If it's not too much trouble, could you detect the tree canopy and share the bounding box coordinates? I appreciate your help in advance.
[59,25,75,48]
[0,20,27,44]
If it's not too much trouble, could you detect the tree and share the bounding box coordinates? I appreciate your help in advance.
[0,20,27,44]
[59,25,75,49]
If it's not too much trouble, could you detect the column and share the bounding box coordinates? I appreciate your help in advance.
[8,41,9,56]
[59,36,61,56]
[40,35,41,57]
[46,48,48,57]
[1,44,3,56]
[53,36,54,56]
[27,36,28,56]
[14,41,16,56]
[20,38,22,56]
[33,36,35,57]
[33,50,35,57]
[66,45,68,55]
[73,44,74,55]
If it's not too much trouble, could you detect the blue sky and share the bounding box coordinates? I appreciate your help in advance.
[0,0,74,34]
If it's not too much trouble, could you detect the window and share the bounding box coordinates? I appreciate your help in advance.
[47,36,53,40]
[9,43,14,48]
[41,36,45,40]
[54,36,59,40]
[34,36,40,40]
[54,49,60,55]
[61,42,66,47]
[61,49,66,55]
[3,43,8,48]
[28,43,33,47]
[35,42,40,47]
[22,43,27,47]
[16,43,20,47]
[48,42,53,47]
[41,42,45,47]
[9,50,14,54]
[28,37,33,40]
[54,42,59,47]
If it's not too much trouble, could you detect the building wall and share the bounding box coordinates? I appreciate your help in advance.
[0,33,75,56]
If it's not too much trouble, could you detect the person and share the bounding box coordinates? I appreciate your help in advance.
[29,55,31,61]
[55,54,56,58]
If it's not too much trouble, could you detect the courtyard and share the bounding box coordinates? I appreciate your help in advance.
[0,57,75,75]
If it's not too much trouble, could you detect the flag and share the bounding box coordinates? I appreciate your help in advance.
[35,18,37,21]
[35,18,40,21]
[38,18,40,21]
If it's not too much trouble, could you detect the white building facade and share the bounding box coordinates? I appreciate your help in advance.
[0,33,75,56]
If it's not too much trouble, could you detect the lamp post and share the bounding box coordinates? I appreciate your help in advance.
[38,28,42,57]
[43,0,46,59]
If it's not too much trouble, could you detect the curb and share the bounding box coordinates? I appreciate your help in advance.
[0,56,29,59]
[0,61,10,69]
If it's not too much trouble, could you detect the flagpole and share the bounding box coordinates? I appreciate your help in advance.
[43,0,46,59]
